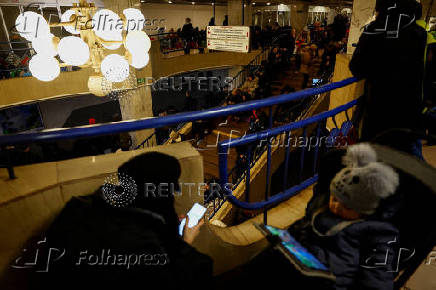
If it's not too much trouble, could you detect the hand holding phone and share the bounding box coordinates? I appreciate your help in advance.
[179,203,207,243]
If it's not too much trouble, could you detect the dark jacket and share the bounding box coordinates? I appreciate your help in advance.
[349,16,427,140]
[32,192,212,290]
[290,206,399,290]
[182,23,194,40]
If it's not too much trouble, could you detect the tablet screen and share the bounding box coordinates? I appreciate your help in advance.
[264,225,328,271]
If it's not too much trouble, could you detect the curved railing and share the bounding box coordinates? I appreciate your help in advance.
[217,98,359,214]
[0,77,360,215]
[0,77,358,146]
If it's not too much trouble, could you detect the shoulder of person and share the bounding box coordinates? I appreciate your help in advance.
[342,219,399,241]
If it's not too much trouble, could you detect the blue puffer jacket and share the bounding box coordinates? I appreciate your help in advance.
[289,182,402,290]
[307,209,398,290]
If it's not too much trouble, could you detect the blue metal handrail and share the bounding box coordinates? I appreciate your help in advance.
[0,77,358,146]
[217,98,359,211]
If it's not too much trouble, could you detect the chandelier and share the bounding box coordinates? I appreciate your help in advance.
[15,0,151,97]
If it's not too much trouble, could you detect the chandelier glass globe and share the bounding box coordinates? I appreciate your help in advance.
[125,31,151,54]
[61,9,81,35]
[123,8,145,31]
[31,34,58,57]
[101,54,130,83]
[130,53,149,69]
[92,9,123,41]
[15,11,50,41]
[29,54,60,82]
[58,36,90,66]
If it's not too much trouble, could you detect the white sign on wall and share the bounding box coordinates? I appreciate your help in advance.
[206,26,250,53]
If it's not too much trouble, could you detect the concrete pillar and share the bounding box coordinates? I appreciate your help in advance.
[104,0,155,148]
[290,3,309,34]
[228,0,250,26]
[347,0,376,54]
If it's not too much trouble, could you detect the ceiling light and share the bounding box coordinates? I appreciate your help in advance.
[92,9,123,41]
[130,53,150,69]
[101,54,130,83]
[31,34,58,57]
[15,11,50,41]
[123,8,146,31]
[57,36,90,66]
[20,0,150,95]
[61,9,81,35]
[125,31,151,54]
[29,54,60,82]
[267,2,271,6]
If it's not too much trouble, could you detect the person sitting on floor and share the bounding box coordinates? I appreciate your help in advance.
[218,143,401,290]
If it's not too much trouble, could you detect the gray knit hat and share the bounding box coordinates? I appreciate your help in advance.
[330,143,400,215]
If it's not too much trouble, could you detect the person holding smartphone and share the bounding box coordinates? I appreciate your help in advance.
[30,152,212,290]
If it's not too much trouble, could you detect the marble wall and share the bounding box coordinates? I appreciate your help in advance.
[105,0,155,147]
[347,0,376,55]
[227,0,251,26]
[290,3,309,33]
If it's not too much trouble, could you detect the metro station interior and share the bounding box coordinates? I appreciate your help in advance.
[0,0,436,289]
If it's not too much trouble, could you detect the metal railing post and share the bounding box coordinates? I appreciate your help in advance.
[299,128,307,183]
[245,147,252,202]
[283,131,291,191]
[264,106,273,225]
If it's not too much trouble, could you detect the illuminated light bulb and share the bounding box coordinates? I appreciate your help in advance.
[125,31,151,53]
[58,36,90,66]
[61,9,81,35]
[101,54,130,83]
[130,52,149,69]
[31,34,58,57]
[92,9,123,41]
[29,54,60,82]
[123,8,146,31]
[15,11,50,41]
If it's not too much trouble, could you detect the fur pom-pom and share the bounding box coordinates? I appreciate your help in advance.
[342,143,377,168]
[364,162,400,199]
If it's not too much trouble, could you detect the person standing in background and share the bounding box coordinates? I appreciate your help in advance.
[182,18,194,54]
[223,15,228,26]
[300,45,312,89]
[349,0,427,157]
[209,17,215,26]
